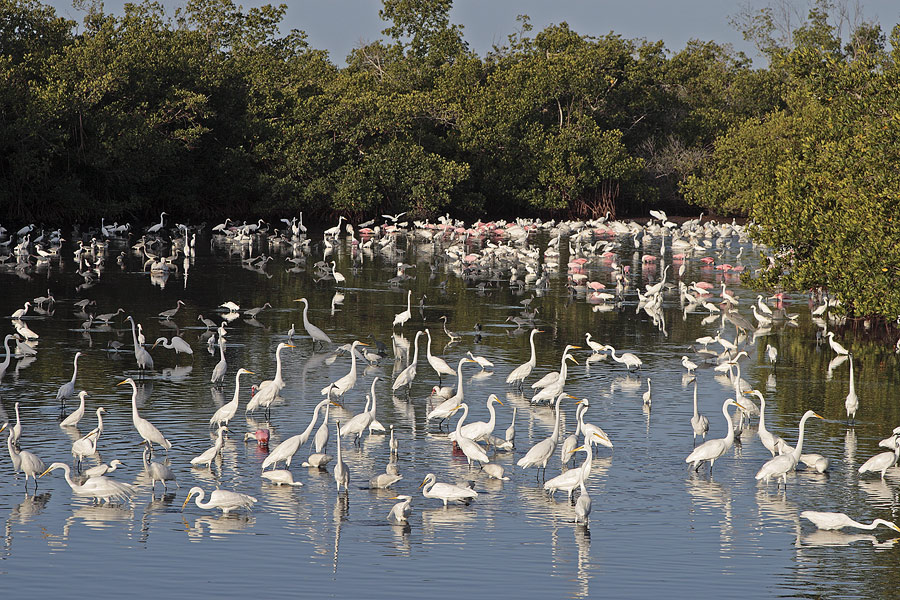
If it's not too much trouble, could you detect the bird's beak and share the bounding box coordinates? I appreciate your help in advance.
[0,423,6,434]
[418,479,427,488]
[573,446,585,452]
[813,412,824,419]
[116,380,128,386]
[39,467,52,478]
[151,341,159,349]
[571,346,582,350]
[330,401,343,408]
[390,496,400,500]
[358,342,369,346]
[733,401,747,411]
[537,330,545,333]
[893,524,900,533]
[284,345,296,349]
[594,432,609,444]
[246,370,255,375]
[181,495,192,510]
[565,394,577,399]
[496,399,504,406]
[567,355,579,365]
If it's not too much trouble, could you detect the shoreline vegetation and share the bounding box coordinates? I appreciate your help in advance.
[1,0,898,321]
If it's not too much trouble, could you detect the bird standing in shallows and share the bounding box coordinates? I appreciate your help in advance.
[261,470,304,487]
[755,410,824,486]
[393,290,412,329]
[387,495,412,524]
[56,351,83,405]
[293,298,332,349]
[321,340,367,398]
[334,421,349,492]
[246,342,293,415]
[826,331,849,356]
[125,316,153,375]
[71,407,105,468]
[690,380,709,443]
[858,434,900,480]
[41,462,134,503]
[143,447,177,492]
[419,473,477,506]
[182,486,257,514]
[517,393,572,475]
[506,328,543,388]
[210,368,253,429]
[118,378,171,456]
[60,391,88,428]
[574,481,591,525]
[6,422,45,491]
[846,354,859,421]
[685,398,744,473]
[190,426,229,468]
[262,398,333,470]
[425,329,456,384]
[152,336,193,358]
[800,511,900,532]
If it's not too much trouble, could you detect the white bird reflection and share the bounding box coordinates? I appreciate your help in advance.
[185,514,256,540]
[798,530,899,549]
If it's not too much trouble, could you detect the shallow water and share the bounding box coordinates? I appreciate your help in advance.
[1,224,899,598]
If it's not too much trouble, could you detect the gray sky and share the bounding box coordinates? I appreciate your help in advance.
[46,0,900,65]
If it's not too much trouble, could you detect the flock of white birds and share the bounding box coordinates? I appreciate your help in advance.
[0,209,897,535]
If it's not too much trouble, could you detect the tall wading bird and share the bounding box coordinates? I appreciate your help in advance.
[685,398,745,474]
[293,298,332,349]
[118,378,171,456]
[517,393,574,476]
[846,354,859,422]
[210,368,254,429]
[182,486,257,514]
[125,316,153,376]
[56,351,83,405]
[506,328,543,388]
[392,291,412,329]
[262,398,335,470]
[41,462,134,503]
[393,331,424,395]
[755,410,824,486]
[800,511,900,532]
[419,473,477,507]
[246,343,294,416]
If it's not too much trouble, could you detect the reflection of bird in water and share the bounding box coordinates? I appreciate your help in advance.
[574,481,591,525]
[799,530,899,548]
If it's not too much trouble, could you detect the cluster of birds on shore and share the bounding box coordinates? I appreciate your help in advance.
[1,209,898,537]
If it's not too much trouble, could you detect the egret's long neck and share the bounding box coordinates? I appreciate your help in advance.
[231,373,243,404]
[348,344,358,376]
[410,335,420,364]
[758,395,767,432]
[70,355,79,383]
[723,403,735,446]
[528,332,538,365]
[455,361,466,393]
[129,320,139,346]
[552,398,563,441]
[130,384,140,420]
[274,347,285,384]
[576,405,584,435]
[426,331,433,358]
[692,385,699,418]
[793,414,811,460]
[455,405,468,435]
[581,441,593,479]
[486,401,496,428]
[303,401,327,439]
[335,422,342,460]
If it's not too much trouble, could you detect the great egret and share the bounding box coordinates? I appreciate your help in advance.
[681,356,698,374]
[800,511,900,532]
[685,398,744,473]
[574,480,592,525]
[532,344,580,390]
[576,399,614,449]
[517,393,572,473]
[41,462,134,503]
[83,459,124,478]
[56,351,82,404]
[321,340,367,397]
[393,331,424,393]
[190,426,228,468]
[387,495,412,523]
[301,453,333,469]
[125,316,154,375]
[584,333,604,354]
[147,211,167,234]
[544,432,608,500]
[11,301,30,319]
[690,380,709,443]
[605,345,643,370]
[425,329,456,384]
[393,291,412,328]
[561,402,587,465]
[426,358,477,425]
[826,332,849,356]
[60,391,88,428]
[419,473,477,506]
[370,462,403,489]
[262,470,304,487]
[72,407,105,467]
[481,463,510,480]
[506,407,517,448]
[746,390,785,457]
[340,377,381,442]
[531,348,579,405]
[143,447,177,492]
[293,298,332,348]
[858,437,900,479]
[755,410,824,485]
[314,402,331,453]
[118,378,171,455]
[152,336,193,357]
[466,351,493,370]
[389,424,399,455]
[642,378,652,407]
[210,339,227,385]
[262,398,334,470]
[506,328,543,387]
[334,421,349,491]
[182,486,257,514]
[0,334,14,377]
[440,315,461,342]
[6,423,44,490]
[450,394,503,444]
[846,354,858,421]
[449,403,490,466]
[246,343,294,414]
[209,368,255,427]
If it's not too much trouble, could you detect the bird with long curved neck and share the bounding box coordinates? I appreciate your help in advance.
[182,486,257,514]
[393,331,424,394]
[56,351,82,405]
[517,393,574,475]
[425,329,456,384]
[426,358,477,426]
[450,403,490,467]
[506,328,543,388]
[262,398,335,470]
[210,368,254,429]
[800,511,900,532]
[321,340,367,397]
[41,461,134,503]
[293,298,332,349]
[118,378,171,455]
[755,410,824,486]
[246,343,294,416]
[685,398,745,473]
[125,316,153,375]
[450,394,504,444]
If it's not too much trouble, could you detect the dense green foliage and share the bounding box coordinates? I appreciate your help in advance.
[0,0,772,224]
[682,3,900,321]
